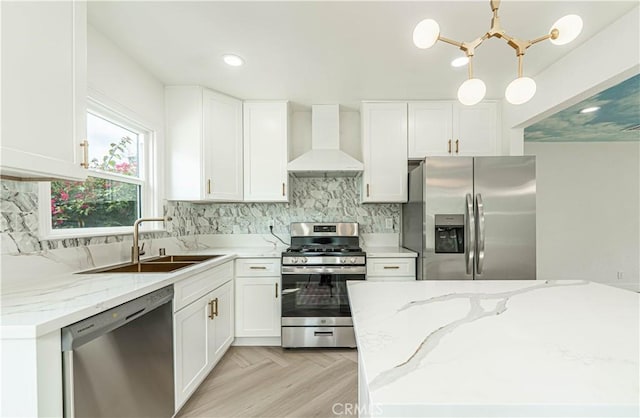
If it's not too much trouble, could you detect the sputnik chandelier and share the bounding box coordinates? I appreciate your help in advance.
[413,0,583,105]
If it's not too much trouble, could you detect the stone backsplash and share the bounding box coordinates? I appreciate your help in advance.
[1,177,399,254]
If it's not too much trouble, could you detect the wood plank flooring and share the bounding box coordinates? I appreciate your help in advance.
[177,346,358,418]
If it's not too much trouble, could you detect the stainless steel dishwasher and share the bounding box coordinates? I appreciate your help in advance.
[61,286,174,417]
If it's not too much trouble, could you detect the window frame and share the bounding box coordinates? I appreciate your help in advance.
[38,97,161,239]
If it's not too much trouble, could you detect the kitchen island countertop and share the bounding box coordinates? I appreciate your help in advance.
[347,280,639,417]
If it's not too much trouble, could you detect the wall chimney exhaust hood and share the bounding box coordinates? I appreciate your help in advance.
[287,104,363,177]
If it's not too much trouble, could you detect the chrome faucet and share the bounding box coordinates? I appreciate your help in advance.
[132,216,172,263]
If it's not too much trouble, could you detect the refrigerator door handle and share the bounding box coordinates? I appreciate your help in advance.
[465,193,475,275]
[475,193,486,275]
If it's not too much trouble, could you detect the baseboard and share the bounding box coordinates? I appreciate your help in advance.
[232,336,282,346]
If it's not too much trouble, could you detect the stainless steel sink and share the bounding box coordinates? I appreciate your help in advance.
[79,255,222,274]
[148,255,222,263]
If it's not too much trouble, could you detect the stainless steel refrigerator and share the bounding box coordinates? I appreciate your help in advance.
[402,156,536,280]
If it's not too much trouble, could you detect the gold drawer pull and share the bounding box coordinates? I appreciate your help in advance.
[207,179,212,194]
[275,282,279,299]
[250,266,267,270]
[366,184,370,197]
[455,139,459,154]
[282,183,286,196]
[213,297,219,317]
[208,300,215,319]
[383,266,400,270]
[448,139,452,154]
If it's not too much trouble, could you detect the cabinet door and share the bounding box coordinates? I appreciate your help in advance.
[408,102,453,158]
[210,281,234,362]
[235,277,281,337]
[361,103,408,203]
[165,86,205,200]
[453,102,498,156]
[174,295,210,408]
[203,90,243,201]
[243,102,289,202]
[1,1,87,181]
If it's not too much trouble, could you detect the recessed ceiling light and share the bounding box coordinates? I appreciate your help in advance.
[579,106,600,114]
[222,54,244,67]
[451,56,469,68]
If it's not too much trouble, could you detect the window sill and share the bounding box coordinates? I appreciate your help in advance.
[39,227,167,242]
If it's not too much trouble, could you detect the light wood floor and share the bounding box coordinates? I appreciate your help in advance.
[177,346,358,418]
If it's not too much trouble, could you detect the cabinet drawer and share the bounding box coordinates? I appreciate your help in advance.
[367,258,415,277]
[235,258,280,276]
[174,261,233,312]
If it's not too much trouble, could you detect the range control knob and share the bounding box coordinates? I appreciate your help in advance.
[301,257,308,264]
[350,257,357,264]
[340,258,347,264]
[291,257,298,264]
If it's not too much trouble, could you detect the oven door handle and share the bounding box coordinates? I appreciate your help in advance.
[281,266,366,275]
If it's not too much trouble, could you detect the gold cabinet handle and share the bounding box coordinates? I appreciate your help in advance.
[250,266,267,270]
[275,282,278,299]
[80,140,89,168]
[448,139,452,154]
[213,297,219,317]
[383,266,400,270]
[455,139,459,154]
[208,299,215,319]
[282,182,286,196]
[207,179,212,194]
[366,184,370,197]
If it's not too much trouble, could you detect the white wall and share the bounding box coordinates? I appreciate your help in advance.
[87,24,166,206]
[524,141,640,291]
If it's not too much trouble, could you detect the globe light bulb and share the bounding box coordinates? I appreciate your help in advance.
[413,19,440,49]
[550,15,583,45]
[505,77,537,105]
[457,78,486,106]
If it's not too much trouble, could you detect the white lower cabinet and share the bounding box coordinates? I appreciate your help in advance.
[366,257,416,281]
[234,258,281,345]
[173,263,234,412]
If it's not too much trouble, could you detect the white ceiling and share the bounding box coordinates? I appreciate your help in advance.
[88,1,638,109]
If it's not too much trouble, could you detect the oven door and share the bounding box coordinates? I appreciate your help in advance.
[281,265,365,325]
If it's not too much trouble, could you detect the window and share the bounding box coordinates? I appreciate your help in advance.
[40,100,158,238]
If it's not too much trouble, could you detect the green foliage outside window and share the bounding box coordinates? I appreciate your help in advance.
[51,136,140,229]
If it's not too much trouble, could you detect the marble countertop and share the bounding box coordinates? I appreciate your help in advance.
[362,247,417,258]
[348,280,639,417]
[1,247,282,339]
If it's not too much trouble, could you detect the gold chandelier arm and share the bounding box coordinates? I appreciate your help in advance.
[517,55,523,78]
[438,36,464,48]
[468,56,475,79]
[530,33,553,46]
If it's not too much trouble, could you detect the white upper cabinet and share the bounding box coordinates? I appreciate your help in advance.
[361,102,408,203]
[165,86,243,201]
[243,102,289,202]
[408,101,499,158]
[1,1,88,181]
[408,102,453,158]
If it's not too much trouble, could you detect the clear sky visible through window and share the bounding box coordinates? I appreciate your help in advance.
[87,112,140,177]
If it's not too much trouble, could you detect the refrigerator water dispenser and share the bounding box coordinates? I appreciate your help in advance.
[434,214,464,254]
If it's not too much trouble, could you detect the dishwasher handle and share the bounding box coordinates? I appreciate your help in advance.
[61,285,173,351]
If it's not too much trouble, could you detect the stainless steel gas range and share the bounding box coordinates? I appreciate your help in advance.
[281,222,366,348]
